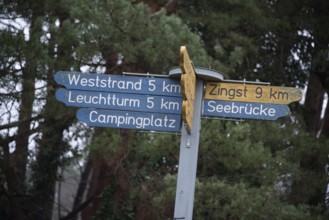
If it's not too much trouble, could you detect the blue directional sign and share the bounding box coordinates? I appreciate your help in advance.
[203,100,290,120]
[54,71,182,97]
[55,88,182,114]
[77,108,181,132]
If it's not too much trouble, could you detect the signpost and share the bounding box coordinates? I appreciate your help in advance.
[205,82,302,104]
[179,46,197,133]
[174,48,224,220]
[54,46,303,220]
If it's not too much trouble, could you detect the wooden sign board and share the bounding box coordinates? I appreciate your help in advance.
[205,82,302,104]
[179,46,196,132]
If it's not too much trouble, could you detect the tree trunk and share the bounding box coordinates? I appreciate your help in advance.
[28,10,76,219]
[70,159,92,220]
[81,129,133,220]
[14,71,35,191]
[4,7,41,220]
[303,72,324,135]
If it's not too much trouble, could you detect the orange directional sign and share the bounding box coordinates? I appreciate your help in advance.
[180,46,196,132]
[205,82,302,104]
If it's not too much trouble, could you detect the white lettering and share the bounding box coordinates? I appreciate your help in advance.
[204,101,283,119]
[76,95,84,103]
[80,78,88,86]
[67,73,142,90]
[86,110,178,130]
[68,91,75,103]
[207,100,216,112]
[231,102,239,114]
[224,105,231,113]
[260,105,268,116]
[268,108,275,116]
[89,110,98,122]
[67,74,80,85]
[253,107,260,115]
[162,81,181,93]
[66,91,141,108]
[169,119,175,128]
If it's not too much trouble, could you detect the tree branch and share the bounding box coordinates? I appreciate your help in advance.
[60,193,103,220]
[164,0,179,14]
[0,115,41,131]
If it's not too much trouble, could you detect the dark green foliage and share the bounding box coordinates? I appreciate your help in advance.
[57,0,211,76]
[178,0,270,79]
[196,118,329,219]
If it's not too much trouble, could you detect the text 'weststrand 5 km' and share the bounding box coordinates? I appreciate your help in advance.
[54,71,182,96]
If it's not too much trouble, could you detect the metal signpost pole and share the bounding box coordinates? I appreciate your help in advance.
[173,79,203,220]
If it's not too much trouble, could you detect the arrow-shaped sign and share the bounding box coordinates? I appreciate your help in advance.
[54,71,182,97]
[76,108,181,132]
[203,100,291,120]
[55,88,182,114]
[205,82,302,104]
[179,46,196,132]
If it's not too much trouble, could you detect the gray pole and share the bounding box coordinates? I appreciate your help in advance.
[173,79,203,220]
